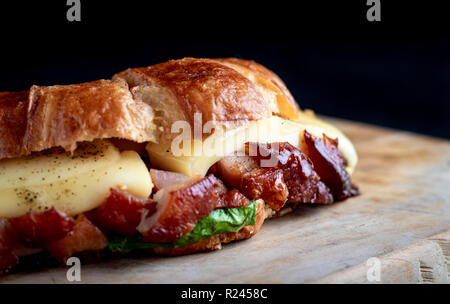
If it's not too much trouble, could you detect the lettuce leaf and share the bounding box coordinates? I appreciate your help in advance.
[107,200,257,252]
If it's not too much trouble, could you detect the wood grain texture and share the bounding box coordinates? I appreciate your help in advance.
[1,118,449,284]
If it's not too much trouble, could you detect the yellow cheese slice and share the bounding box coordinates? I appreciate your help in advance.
[146,116,357,177]
[0,140,152,218]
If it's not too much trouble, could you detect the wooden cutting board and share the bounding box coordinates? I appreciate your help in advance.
[2,118,450,284]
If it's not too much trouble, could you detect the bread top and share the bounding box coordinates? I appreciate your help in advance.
[214,58,299,119]
[114,58,300,144]
[0,79,156,159]
[0,58,301,159]
[0,91,29,159]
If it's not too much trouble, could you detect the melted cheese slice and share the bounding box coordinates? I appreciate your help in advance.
[146,116,357,177]
[0,140,152,218]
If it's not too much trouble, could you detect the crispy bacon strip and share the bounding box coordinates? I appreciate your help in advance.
[215,142,334,210]
[214,156,289,210]
[0,245,18,271]
[0,219,18,271]
[46,215,108,264]
[0,218,16,246]
[213,156,259,189]
[303,131,359,200]
[242,168,289,210]
[217,189,252,209]
[253,142,334,205]
[86,188,157,236]
[9,207,75,248]
[137,175,227,243]
[150,169,191,192]
[0,208,74,271]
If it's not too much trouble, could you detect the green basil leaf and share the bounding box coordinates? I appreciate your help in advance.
[107,200,257,252]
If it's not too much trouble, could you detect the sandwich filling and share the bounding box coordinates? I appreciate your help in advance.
[0,117,358,272]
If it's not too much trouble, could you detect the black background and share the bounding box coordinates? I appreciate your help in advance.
[1,0,449,139]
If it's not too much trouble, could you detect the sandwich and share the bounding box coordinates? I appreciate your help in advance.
[0,58,359,272]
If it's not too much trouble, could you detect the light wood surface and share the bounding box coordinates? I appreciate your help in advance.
[1,118,450,283]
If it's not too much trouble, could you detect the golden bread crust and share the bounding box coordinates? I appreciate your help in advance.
[0,79,156,159]
[0,91,29,159]
[114,58,300,144]
[114,58,272,143]
[215,58,299,117]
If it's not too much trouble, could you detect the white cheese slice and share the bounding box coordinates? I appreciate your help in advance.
[0,140,152,218]
[146,116,357,177]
